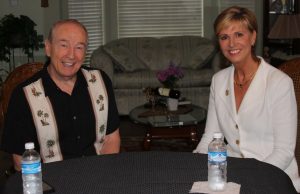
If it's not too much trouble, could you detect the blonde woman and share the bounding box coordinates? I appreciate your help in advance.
[193,6,300,191]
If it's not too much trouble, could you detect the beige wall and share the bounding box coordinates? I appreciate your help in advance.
[0,0,61,41]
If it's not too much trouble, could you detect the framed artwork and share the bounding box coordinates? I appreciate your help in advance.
[269,0,297,14]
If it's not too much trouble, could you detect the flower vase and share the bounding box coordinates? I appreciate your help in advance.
[167,98,178,111]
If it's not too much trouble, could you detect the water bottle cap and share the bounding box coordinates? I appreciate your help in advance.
[25,142,35,149]
[213,132,223,138]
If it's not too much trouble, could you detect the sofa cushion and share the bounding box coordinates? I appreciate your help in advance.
[181,36,216,69]
[114,69,213,89]
[157,37,183,69]
[103,41,147,72]
[136,37,161,71]
[179,68,214,87]
[102,36,216,72]
[114,70,160,89]
[184,44,216,69]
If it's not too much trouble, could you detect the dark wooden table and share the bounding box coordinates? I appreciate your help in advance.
[3,152,297,194]
[129,104,206,150]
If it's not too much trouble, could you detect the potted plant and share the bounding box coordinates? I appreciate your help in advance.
[0,14,43,71]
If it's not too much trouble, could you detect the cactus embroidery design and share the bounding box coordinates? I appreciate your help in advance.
[89,73,96,83]
[37,110,49,126]
[31,87,42,97]
[46,140,55,158]
[96,95,105,111]
[99,124,105,134]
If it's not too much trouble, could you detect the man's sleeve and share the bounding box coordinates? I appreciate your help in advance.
[1,86,38,155]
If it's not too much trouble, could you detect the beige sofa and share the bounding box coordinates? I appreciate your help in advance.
[90,36,221,115]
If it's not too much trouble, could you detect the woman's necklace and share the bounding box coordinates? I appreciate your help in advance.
[234,70,257,89]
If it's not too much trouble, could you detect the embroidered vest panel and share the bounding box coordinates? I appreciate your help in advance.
[23,69,108,163]
[23,79,62,163]
[81,69,108,154]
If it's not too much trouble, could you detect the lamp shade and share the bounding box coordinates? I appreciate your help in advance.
[268,14,300,39]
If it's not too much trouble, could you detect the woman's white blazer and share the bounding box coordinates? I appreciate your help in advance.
[194,58,300,191]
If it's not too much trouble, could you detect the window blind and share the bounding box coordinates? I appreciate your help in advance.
[117,0,204,38]
[67,0,104,65]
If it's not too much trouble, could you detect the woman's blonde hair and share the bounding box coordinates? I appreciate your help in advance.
[214,6,257,35]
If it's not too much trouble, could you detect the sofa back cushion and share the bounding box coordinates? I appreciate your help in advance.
[135,37,161,71]
[181,36,216,69]
[102,36,216,72]
[103,39,148,72]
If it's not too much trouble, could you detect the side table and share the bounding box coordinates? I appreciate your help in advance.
[129,104,206,151]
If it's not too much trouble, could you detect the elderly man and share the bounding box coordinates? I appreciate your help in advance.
[1,19,120,171]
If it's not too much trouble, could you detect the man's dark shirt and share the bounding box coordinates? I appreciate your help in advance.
[1,64,120,159]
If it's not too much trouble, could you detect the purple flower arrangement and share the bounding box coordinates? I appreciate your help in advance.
[156,62,184,88]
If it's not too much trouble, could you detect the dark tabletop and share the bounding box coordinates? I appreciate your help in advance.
[3,151,297,194]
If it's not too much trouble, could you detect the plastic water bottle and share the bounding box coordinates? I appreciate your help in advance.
[208,132,227,191]
[22,142,43,194]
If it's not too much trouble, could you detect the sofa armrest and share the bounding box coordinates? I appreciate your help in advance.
[90,46,114,82]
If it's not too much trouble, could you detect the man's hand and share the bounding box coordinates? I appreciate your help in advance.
[12,154,22,171]
[100,128,121,154]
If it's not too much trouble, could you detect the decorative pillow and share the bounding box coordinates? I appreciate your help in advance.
[136,37,160,70]
[103,43,147,72]
[158,37,183,69]
[183,43,216,69]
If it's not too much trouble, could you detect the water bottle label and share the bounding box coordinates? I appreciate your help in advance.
[21,162,41,174]
[208,151,227,162]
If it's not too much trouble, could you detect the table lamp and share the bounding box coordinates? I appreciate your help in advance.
[268,14,300,55]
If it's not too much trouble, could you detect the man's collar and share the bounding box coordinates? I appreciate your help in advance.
[41,65,88,96]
